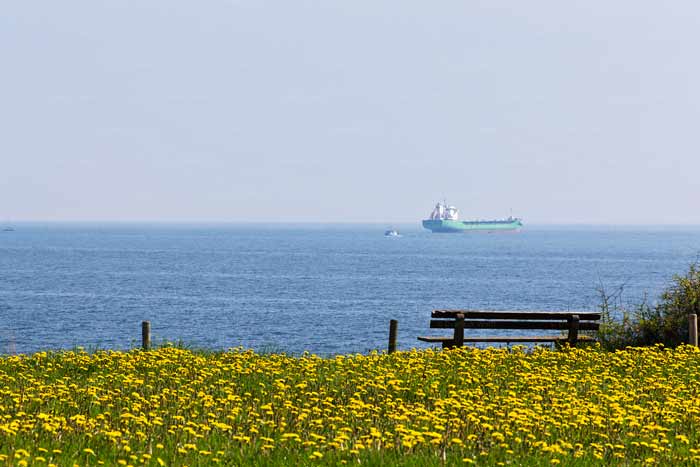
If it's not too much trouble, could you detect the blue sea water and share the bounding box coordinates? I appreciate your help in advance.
[1,223,699,355]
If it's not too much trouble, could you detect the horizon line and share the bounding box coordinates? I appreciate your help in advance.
[5,220,700,227]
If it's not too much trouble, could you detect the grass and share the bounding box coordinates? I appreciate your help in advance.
[1,344,700,465]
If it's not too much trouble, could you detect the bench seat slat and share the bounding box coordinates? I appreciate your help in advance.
[417,335,596,343]
[430,320,599,331]
[432,310,601,320]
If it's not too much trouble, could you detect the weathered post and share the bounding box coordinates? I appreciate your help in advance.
[142,321,151,350]
[689,314,698,347]
[388,319,398,354]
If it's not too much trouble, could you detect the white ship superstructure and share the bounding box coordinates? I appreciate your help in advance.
[429,202,459,221]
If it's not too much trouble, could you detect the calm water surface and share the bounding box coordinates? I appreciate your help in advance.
[1,223,699,354]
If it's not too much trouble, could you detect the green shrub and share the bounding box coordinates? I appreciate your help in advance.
[598,261,700,350]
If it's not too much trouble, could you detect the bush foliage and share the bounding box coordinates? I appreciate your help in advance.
[598,261,700,349]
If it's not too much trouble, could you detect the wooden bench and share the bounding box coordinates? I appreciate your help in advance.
[417,310,601,348]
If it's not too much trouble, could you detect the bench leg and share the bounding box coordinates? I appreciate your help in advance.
[567,314,580,346]
[453,313,465,347]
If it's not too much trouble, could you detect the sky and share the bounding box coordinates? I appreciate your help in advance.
[1,1,699,224]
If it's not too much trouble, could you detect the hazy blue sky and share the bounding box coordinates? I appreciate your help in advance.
[2,1,698,224]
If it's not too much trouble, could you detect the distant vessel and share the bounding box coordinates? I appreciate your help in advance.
[384,228,401,237]
[422,202,522,233]
[2,226,14,232]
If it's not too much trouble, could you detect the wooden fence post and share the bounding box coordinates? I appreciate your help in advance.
[689,314,698,347]
[142,321,151,350]
[388,319,398,354]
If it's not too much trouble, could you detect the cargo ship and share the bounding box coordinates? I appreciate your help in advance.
[422,202,523,233]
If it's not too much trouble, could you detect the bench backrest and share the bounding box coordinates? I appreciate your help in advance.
[430,310,601,331]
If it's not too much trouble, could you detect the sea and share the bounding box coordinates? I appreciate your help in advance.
[1,223,699,355]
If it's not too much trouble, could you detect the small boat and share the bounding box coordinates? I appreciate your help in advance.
[2,227,14,232]
[384,228,401,237]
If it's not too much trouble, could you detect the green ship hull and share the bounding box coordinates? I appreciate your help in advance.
[422,219,523,233]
